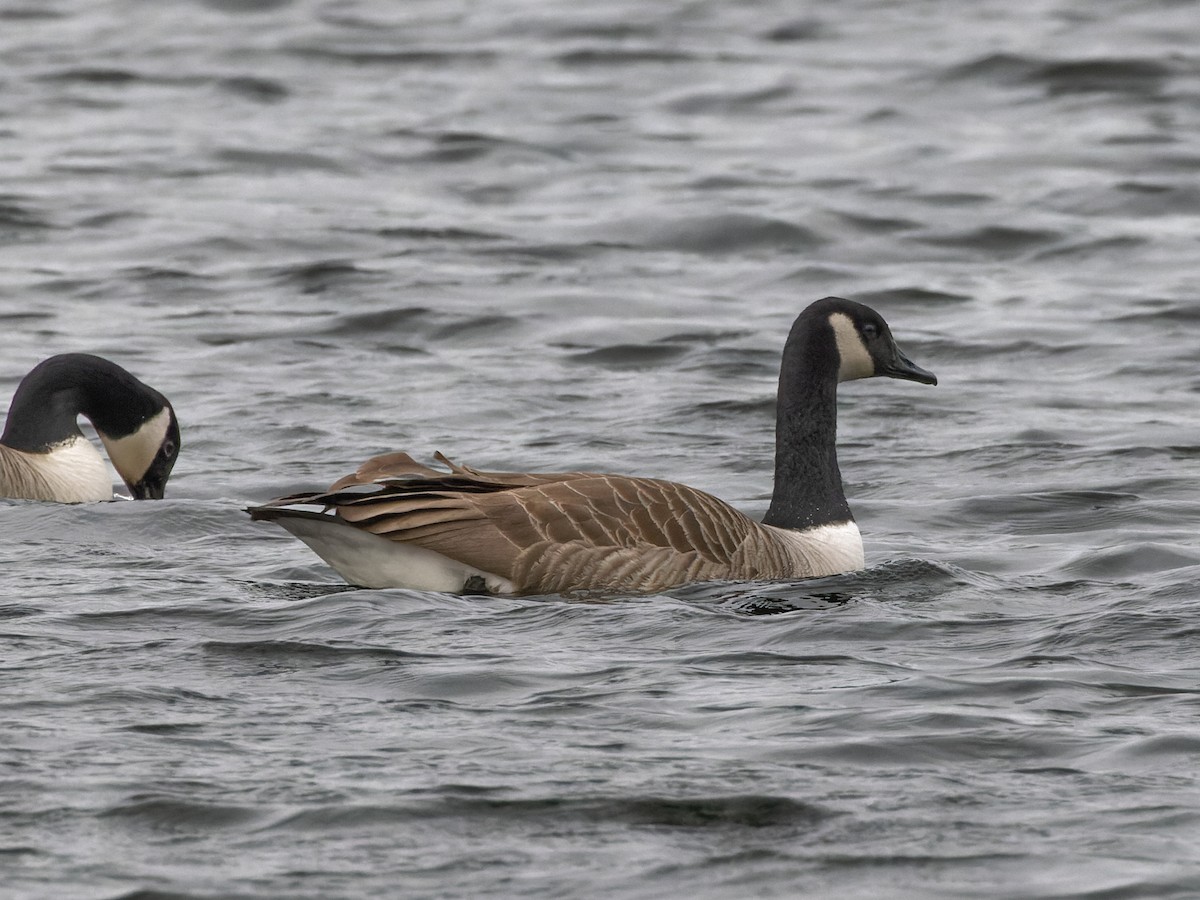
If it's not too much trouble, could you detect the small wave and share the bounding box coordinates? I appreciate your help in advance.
[101,891,220,900]
[678,558,966,615]
[0,845,40,858]
[1051,180,1200,218]
[100,796,268,831]
[940,51,1037,85]
[1112,299,1200,324]
[544,22,659,41]
[408,130,572,164]
[952,490,1143,535]
[265,257,387,296]
[0,309,53,323]
[310,305,522,346]
[265,792,831,832]
[104,890,228,900]
[1063,542,1200,578]
[793,727,1087,767]
[19,685,225,708]
[124,265,211,284]
[211,148,344,172]
[376,225,505,243]
[120,722,210,735]
[217,76,288,103]
[853,287,971,305]
[315,304,434,336]
[284,45,496,67]
[565,342,691,370]
[477,240,630,261]
[615,794,828,828]
[761,19,828,42]
[685,347,778,378]
[0,198,53,234]
[200,639,442,665]
[36,67,144,85]
[200,0,292,11]
[232,580,351,603]
[914,225,1063,258]
[1036,58,1175,96]
[676,648,864,669]
[1033,235,1147,261]
[830,210,922,234]
[429,313,521,341]
[605,213,825,255]
[0,6,64,19]
[555,47,697,67]
[940,52,1174,95]
[1104,734,1200,764]
[664,83,794,115]
[910,190,993,207]
[690,396,777,419]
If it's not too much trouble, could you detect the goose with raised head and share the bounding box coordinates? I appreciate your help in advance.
[249,297,936,595]
[1,354,181,503]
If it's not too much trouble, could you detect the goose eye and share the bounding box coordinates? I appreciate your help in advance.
[162,440,177,458]
[861,322,879,341]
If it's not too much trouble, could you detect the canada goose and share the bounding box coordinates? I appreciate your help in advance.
[1,354,181,503]
[249,297,936,595]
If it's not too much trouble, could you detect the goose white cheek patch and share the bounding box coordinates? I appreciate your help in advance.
[829,313,875,382]
[99,407,172,484]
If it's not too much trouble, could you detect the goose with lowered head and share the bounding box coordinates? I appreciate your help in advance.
[249,297,936,595]
[1,353,180,503]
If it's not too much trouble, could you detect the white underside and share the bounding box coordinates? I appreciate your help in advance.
[0,437,113,503]
[275,515,515,593]
[773,520,865,576]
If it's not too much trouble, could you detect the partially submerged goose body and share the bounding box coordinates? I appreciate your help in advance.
[249,297,935,595]
[1,354,181,503]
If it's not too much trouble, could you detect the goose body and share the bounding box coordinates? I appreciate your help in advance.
[1,354,181,503]
[249,297,936,595]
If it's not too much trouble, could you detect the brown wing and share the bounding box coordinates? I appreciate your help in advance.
[260,452,797,594]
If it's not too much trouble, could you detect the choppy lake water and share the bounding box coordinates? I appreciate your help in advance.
[2,1,1199,898]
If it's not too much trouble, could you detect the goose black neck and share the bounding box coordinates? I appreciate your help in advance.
[762,313,852,530]
[2,354,165,453]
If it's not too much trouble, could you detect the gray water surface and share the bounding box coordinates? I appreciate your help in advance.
[2,1,1199,898]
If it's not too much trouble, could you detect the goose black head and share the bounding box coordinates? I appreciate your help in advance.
[810,297,938,386]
